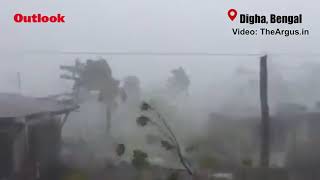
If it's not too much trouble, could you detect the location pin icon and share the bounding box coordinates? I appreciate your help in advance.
[228,9,237,21]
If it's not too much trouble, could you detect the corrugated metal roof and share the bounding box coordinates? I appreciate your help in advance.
[0,93,77,118]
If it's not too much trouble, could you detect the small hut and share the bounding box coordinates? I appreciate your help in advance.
[0,93,78,179]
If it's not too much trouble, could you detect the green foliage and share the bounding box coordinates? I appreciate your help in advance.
[131,149,150,169]
[161,140,175,151]
[81,59,112,90]
[60,58,121,104]
[135,101,193,175]
[136,115,150,126]
[116,143,126,157]
[140,101,151,111]
[167,67,190,94]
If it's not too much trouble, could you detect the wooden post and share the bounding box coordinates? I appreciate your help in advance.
[260,55,270,168]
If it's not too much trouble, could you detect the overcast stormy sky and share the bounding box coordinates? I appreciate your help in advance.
[0,0,319,96]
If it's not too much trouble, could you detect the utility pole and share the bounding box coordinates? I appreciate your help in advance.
[260,55,270,169]
[60,59,83,102]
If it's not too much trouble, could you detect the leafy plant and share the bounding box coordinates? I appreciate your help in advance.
[161,140,175,151]
[131,149,150,169]
[116,143,126,157]
[136,101,194,175]
[136,115,150,126]
[140,101,151,111]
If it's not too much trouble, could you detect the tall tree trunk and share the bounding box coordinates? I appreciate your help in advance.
[260,55,270,179]
[106,106,112,134]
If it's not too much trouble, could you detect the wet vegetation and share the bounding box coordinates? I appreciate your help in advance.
[2,57,320,180]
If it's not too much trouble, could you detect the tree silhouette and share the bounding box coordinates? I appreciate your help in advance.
[167,67,190,97]
[136,102,194,175]
[60,58,123,134]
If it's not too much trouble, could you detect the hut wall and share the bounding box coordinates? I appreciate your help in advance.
[12,127,27,174]
[0,132,13,178]
[0,118,27,179]
[28,116,62,174]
